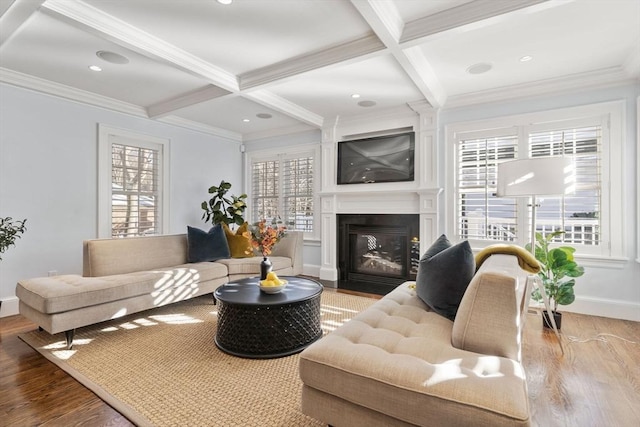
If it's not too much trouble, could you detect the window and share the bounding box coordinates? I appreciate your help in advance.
[448,102,623,259]
[98,125,169,238]
[248,147,318,238]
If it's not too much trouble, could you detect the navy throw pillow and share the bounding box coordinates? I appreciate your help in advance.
[415,234,475,321]
[187,225,230,263]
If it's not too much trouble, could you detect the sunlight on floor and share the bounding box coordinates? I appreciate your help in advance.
[149,313,203,325]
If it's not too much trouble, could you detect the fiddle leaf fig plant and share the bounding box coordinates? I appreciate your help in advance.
[201,181,247,227]
[526,230,585,312]
[0,217,27,261]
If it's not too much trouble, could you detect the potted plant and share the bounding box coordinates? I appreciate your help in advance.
[0,217,27,261]
[201,181,248,227]
[526,230,585,329]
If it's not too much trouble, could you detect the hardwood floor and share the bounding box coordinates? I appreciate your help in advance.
[2,294,639,427]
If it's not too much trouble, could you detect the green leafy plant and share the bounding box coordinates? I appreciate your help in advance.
[526,230,585,312]
[201,181,248,227]
[0,217,27,261]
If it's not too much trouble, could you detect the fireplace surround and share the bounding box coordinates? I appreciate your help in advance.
[338,214,419,295]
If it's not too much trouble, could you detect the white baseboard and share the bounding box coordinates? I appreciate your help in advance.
[0,296,19,318]
[530,296,640,322]
[302,264,321,279]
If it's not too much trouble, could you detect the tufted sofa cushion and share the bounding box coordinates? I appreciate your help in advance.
[299,282,530,426]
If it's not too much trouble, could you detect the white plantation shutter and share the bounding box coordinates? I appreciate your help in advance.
[110,143,161,237]
[250,151,316,233]
[283,156,314,232]
[457,135,518,241]
[529,125,601,245]
[251,159,279,221]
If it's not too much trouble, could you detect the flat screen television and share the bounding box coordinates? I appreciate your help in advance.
[337,132,415,185]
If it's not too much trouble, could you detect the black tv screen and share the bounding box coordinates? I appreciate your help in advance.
[337,132,415,185]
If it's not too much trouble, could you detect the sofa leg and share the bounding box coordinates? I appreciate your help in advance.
[212,293,217,305]
[64,329,75,350]
[38,326,44,331]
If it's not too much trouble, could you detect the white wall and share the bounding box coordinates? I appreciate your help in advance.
[439,83,640,321]
[0,83,242,316]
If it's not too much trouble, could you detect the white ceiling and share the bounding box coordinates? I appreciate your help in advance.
[1,0,638,142]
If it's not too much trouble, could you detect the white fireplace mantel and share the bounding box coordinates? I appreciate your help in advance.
[318,103,441,281]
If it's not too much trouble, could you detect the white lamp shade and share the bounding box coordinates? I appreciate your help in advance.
[497,157,575,197]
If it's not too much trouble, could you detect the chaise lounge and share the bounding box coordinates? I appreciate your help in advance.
[15,230,303,349]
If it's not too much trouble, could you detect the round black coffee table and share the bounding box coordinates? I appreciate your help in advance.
[214,276,323,359]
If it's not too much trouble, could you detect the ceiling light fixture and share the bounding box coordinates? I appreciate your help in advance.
[466,62,493,75]
[96,50,129,65]
[88,65,102,72]
[242,118,250,123]
[520,55,533,62]
[217,0,233,4]
[351,94,361,99]
[357,100,376,108]
[256,113,272,119]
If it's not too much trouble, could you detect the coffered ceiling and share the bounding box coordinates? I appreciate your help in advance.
[1,0,638,141]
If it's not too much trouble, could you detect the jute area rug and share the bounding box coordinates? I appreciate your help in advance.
[20,290,377,427]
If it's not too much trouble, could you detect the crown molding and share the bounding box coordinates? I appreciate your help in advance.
[41,0,239,92]
[147,85,231,118]
[157,116,242,141]
[0,0,44,47]
[238,34,385,90]
[335,103,416,128]
[244,90,323,128]
[242,123,317,142]
[443,66,636,110]
[0,66,146,116]
[0,67,244,141]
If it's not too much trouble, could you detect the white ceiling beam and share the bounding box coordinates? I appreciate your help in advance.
[39,0,332,131]
[400,0,554,46]
[351,0,447,108]
[40,0,239,92]
[239,34,385,90]
[244,90,323,128]
[147,85,231,119]
[0,0,44,47]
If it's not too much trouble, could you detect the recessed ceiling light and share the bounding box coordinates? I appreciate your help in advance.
[351,94,361,99]
[242,118,250,123]
[357,100,376,107]
[466,62,493,75]
[96,50,129,64]
[217,0,233,4]
[520,55,533,62]
[88,65,102,72]
[256,113,272,119]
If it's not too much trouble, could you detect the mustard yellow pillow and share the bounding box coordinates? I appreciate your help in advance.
[222,223,254,258]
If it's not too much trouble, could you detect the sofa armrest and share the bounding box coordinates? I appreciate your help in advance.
[270,231,303,275]
[451,271,521,361]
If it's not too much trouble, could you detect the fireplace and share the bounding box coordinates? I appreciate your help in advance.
[337,214,420,295]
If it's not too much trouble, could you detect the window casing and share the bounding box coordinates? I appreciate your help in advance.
[248,146,318,239]
[447,102,623,259]
[98,125,170,238]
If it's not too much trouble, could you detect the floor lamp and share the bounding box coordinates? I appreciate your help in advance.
[497,156,575,352]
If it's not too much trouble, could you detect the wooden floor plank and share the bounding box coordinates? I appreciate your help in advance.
[2,296,639,426]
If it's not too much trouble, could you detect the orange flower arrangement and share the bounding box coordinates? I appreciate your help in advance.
[248,219,287,257]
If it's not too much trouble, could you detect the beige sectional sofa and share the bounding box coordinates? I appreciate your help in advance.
[16,231,302,349]
[299,253,535,427]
